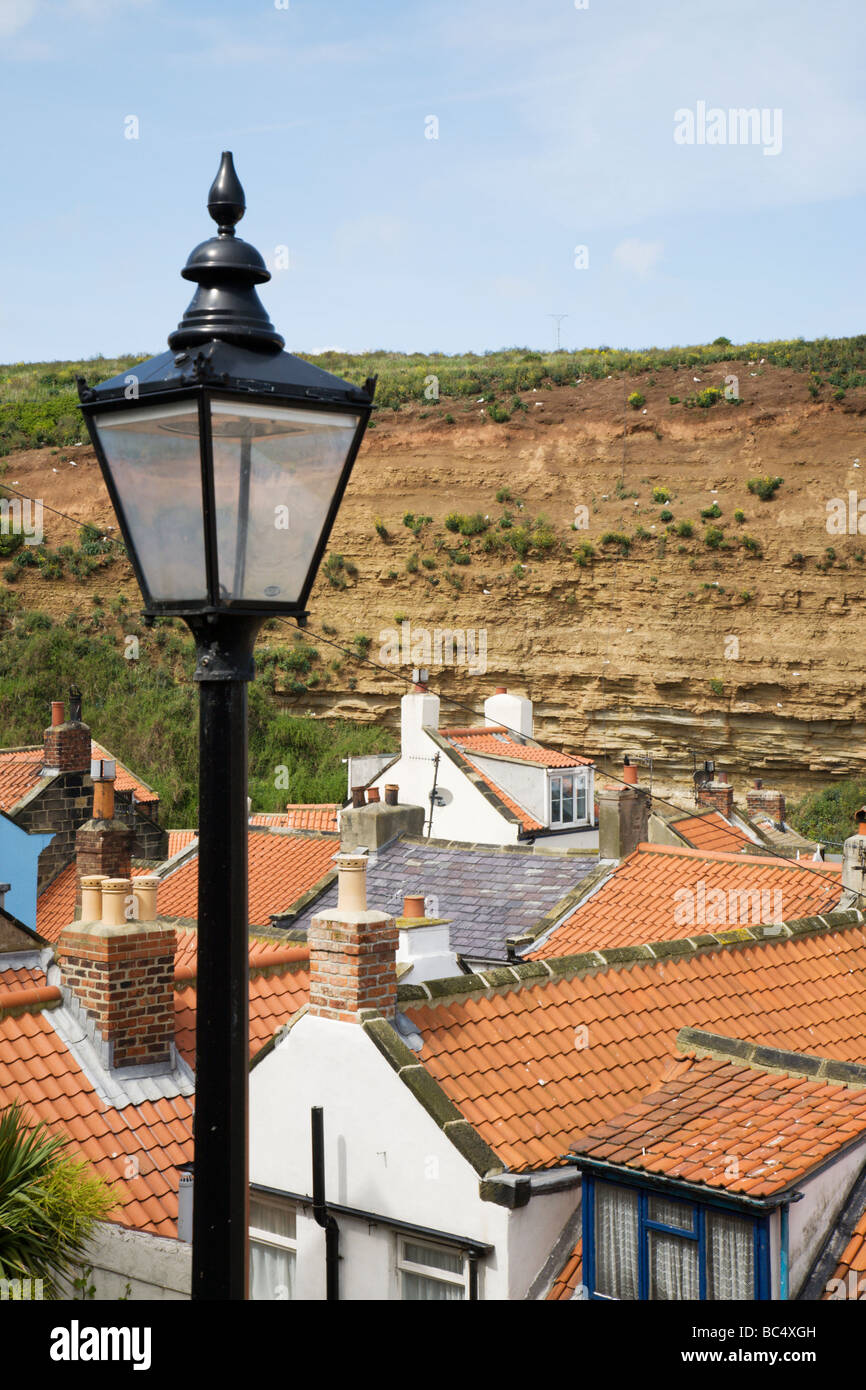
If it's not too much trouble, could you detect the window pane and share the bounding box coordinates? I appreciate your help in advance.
[576,778,587,820]
[551,778,561,824]
[209,400,358,604]
[706,1210,755,1299]
[250,1199,296,1241]
[648,1229,699,1300]
[562,776,574,822]
[402,1271,464,1300]
[594,1183,639,1299]
[402,1241,463,1275]
[648,1194,695,1233]
[249,1240,294,1300]
[94,404,207,602]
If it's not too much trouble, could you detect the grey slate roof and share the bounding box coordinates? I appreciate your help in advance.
[282,837,598,962]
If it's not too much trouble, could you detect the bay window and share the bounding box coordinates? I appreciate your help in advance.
[584,1176,766,1300]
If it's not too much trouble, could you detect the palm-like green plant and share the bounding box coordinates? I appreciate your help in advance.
[0,1102,116,1298]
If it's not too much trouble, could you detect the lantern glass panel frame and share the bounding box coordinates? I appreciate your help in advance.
[85,384,368,619]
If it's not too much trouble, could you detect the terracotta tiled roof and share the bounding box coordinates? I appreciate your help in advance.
[547,1237,583,1300]
[671,811,755,854]
[571,1049,866,1196]
[0,929,312,1238]
[0,965,43,993]
[36,864,77,942]
[251,805,339,832]
[440,726,593,769]
[0,1005,194,1237]
[174,953,310,1068]
[0,741,157,813]
[528,843,841,958]
[830,1207,866,1295]
[405,919,866,1172]
[0,747,46,811]
[158,830,336,927]
[167,830,198,857]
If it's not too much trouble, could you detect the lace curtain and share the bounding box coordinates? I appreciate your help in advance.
[595,1182,640,1298]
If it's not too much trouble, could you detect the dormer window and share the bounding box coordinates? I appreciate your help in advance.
[550,773,588,826]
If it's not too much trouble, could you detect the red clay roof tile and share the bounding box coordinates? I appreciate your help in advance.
[529,843,841,958]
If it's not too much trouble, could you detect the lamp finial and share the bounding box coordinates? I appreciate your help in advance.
[207,152,245,235]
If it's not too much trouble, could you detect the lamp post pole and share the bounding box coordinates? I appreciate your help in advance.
[187,615,262,1299]
[76,153,376,1301]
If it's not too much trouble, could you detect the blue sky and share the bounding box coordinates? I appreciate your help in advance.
[2,0,865,362]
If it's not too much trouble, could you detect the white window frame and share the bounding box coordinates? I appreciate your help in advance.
[249,1195,297,1301]
[396,1234,472,1300]
[549,771,590,827]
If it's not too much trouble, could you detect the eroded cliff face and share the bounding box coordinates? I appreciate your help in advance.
[7,361,866,792]
[298,364,866,793]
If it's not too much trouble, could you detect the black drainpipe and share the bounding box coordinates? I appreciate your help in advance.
[311,1106,340,1300]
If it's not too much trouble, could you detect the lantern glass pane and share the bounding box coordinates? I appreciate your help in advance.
[93,403,207,601]
[208,399,359,604]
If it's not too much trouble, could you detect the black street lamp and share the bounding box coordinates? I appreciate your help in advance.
[77,153,376,1300]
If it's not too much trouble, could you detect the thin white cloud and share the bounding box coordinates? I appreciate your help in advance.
[0,0,39,37]
[613,239,664,277]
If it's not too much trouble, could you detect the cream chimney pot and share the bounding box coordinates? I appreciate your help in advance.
[133,875,160,922]
[334,853,368,913]
[81,875,106,922]
[101,878,131,927]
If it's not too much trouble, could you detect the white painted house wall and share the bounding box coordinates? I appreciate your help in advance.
[250,1012,576,1300]
[788,1141,866,1295]
[365,691,521,846]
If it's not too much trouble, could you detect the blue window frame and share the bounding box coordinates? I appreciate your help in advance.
[582,1174,771,1300]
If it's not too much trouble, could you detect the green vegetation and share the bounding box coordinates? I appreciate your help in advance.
[709,679,724,696]
[0,608,395,823]
[0,1101,116,1298]
[5,337,866,452]
[704,526,725,549]
[402,512,432,538]
[627,391,645,410]
[700,501,722,520]
[747,475,783,501]
[651,487,670,503]
[688,386,723,409]
[659,509,673,523]
[600,531,631,555]
[444,512,489,537]
[495,487,513,503]
[673,520,694,538]
[321,553,358,589]
[373,517,389,540]
[733,508,746,523]
[791,778,866,844]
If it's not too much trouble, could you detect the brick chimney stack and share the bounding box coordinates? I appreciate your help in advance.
[75,759,132,908]
[746,780,786,829]
[43,689,91,775]
[698,771,734,819]
[57,875,176,1071]
[308,854,398,1022]
[597,783,650,861]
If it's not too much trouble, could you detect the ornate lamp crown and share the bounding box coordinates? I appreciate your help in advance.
[168,152,285,354]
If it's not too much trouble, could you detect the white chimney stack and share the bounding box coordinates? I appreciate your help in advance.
[484,687,533,737]
[400,685,440,757]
